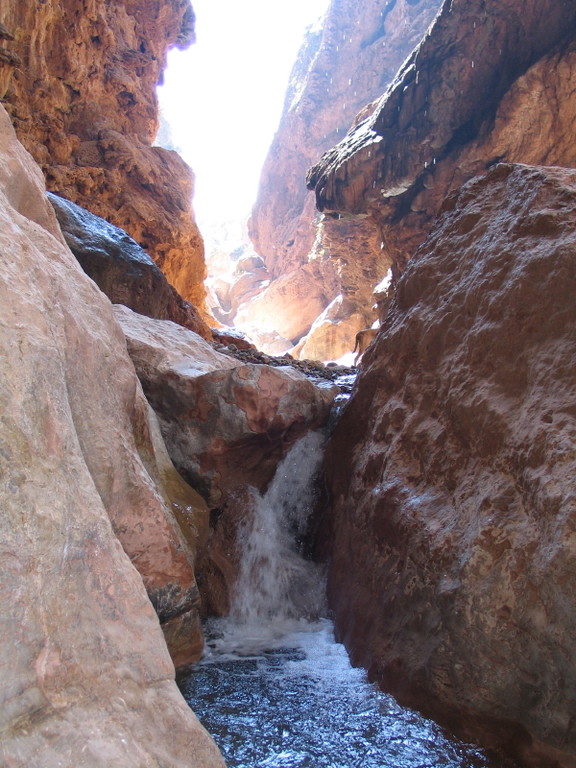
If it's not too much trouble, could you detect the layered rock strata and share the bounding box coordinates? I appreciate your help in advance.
[321,163,576,767]
[0,0,208,312]
[308,0,576,283]
[242,0,442,356]
[0,104,223,765]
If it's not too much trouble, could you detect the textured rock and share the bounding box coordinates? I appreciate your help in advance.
[250,0,442,274]
[0,104,223,766]
[308,0,576,281]
[1,0,208,311]
[241,0,442,352]
[49,191,212,339]
[321,163,576,766]
[114,305,339,505]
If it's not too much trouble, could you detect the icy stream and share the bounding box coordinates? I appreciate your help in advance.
[180,432,512,768]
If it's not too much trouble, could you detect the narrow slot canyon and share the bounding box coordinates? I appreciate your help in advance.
[1,1,576,768]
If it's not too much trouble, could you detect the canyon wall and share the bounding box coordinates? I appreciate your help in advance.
[308,0,576,282]
[236,0,443,358]
[0,103,224,767]
[0,0,210,317]
[321,162,576,767]
[313,1,576,764]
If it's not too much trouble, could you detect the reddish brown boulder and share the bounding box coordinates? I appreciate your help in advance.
[321,163,576,767]
[0,104,223,766]
[308,0,576,282]
[1,0,208,311]
[114,305,338,505]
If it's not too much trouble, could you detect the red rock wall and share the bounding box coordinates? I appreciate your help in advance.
[321,163,576,767]
[240,0,443,355]
[0,0,209,314]
[250,0,442,277]
[308,0,576,282]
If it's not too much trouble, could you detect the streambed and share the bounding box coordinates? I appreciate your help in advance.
[181,431,515,768]
[181,619,512,768]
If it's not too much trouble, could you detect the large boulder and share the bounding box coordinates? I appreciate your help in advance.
[0,103,223,765]
[114,305,338,504]
[321,163,576,767]
[48,191,211,339]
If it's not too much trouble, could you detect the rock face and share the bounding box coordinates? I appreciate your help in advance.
[0,0,208,311]
[0,104,223,765]
[49,192,212,339]
[321,163,576,767]
[115,305,338,505]
[308,0,576,283]
[242,0,442,356]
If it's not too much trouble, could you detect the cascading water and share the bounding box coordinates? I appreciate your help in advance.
[201,430,328,657]
[180,430,514,768]
[232,430,326,625]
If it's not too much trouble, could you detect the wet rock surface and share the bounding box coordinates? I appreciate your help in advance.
[0,103,223,766]
[114,305,343,506]
[321,163,576,767]
[49,191,212,339]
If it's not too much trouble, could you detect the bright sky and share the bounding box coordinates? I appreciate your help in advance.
[157,0,330,229]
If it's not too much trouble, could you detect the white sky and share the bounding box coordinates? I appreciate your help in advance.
[157,0,330,229]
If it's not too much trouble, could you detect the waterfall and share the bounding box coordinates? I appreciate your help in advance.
[185,426,505,768]
[205,430,327,656]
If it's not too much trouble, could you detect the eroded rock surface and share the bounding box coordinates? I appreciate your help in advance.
[49,191,211,339]
[321,163,576,767]
[308,0,576,282]
[1,0,208,310]
[0,104,223,765]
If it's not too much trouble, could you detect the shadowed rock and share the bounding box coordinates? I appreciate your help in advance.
[308,0,576,279]
[321,163,576,767]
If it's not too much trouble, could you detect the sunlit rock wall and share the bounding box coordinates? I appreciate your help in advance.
[321,163,576,767]
[0,0,209,316]
[308,0,576,282]
[0,103,224,767]
[242,0,442,356]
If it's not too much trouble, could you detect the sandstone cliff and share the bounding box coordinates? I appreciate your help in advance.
[0,103,224,766]
[240,0,442,358]
[308,0,576,283]
[0,0,210,318]
[321,163,576,767]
